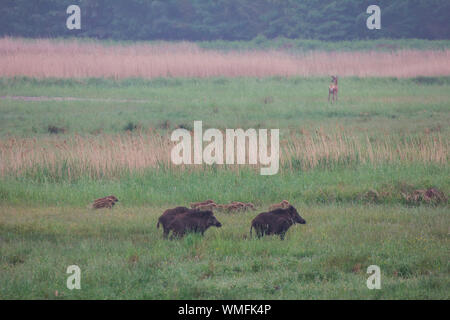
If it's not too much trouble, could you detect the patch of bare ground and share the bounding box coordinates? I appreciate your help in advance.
[0,95,149,103]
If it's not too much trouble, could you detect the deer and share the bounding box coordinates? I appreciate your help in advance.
[328,75,338,103]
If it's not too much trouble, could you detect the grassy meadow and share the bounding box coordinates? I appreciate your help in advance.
[0,39,449,299]
[1,205,448,299]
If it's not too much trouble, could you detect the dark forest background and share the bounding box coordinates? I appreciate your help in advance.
[1,0,449,41]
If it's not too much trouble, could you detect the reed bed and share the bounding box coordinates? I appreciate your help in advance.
[1,37,449,79]
[0,131,447,180]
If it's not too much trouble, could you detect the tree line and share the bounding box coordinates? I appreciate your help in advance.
[1,0,449,41]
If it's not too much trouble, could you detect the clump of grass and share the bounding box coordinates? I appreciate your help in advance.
[123,121,141,132]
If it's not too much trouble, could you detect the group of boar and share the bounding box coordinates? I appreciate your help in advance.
[92,196,307,240]
[157,200,306,240]
[190,199,256,212]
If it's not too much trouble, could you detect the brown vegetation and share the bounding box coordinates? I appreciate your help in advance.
[1,131,446,180]
[1,37,449,78]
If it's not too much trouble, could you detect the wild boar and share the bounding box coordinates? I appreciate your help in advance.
[226,202,256,212]
[245,203,257,211]
[157,206,190,238]
[92,195,119,209]
[167,210,222,238]
[268,200,290,211]
[195,203,218,211]
[190,199,216,209]
[250,205,306,240]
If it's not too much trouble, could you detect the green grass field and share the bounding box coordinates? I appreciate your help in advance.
[0,76,448,299]
[14,37,450,52]
[1,205,448,299]
[1,76,449,137]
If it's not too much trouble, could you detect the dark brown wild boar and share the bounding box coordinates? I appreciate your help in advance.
[250,205,306,240]
[157,206,190,238]
[167,210,222,238]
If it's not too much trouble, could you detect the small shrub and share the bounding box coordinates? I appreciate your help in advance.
[124,121,141,132]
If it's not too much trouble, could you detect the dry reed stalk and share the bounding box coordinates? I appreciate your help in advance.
[1,37,449,79]
[0,131,447,180]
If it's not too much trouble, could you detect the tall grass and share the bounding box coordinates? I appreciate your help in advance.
[1,131,447,181]
[1,37,450,79]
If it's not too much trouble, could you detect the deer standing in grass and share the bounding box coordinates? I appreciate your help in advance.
[328,75,338,103]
